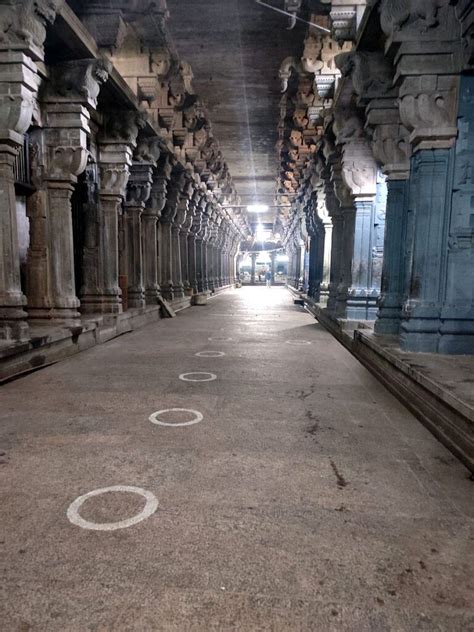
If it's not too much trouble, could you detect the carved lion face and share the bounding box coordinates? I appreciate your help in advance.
[34,0,60,25]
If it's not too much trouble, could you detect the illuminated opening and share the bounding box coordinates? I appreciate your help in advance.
[247,204,269,214]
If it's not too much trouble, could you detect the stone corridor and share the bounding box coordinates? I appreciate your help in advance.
[1,287,473,631]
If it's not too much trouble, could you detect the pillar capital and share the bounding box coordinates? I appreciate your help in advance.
[0,0,63,61]
[45,59,112,111]
[124,162,153,210]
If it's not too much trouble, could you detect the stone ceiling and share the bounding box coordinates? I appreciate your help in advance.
[167,0,307,231]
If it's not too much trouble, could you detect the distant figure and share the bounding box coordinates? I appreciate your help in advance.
[265,269,272,288]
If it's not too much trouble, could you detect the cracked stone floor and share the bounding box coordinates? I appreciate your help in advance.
[1,287,473,631]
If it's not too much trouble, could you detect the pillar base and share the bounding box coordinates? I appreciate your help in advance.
[145,288,160,305]
[80,294,123,315]
[161,282,174,301]
[400,315,441,353]
[0,318,29,342]
[374,304,402,335]
[27,307,81,324]
[337,292,379,321]
[173,283,185,300]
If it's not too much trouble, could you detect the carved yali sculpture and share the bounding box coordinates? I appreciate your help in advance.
[0,0,62,51]
[45,59,112,109]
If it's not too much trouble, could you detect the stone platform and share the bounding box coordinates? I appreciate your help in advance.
[302,293,474,474]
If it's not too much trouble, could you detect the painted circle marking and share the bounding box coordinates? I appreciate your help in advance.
[208,336,232,342]
[195,351,226,358]
[149,408,204,427]
[179,372,217,382]
[285,340,312,346]
[66,485,158,531]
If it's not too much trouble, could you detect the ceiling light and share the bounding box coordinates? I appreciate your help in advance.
[247,204,269,214]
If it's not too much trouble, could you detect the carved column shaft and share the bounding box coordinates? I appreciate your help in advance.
[143,175,167,304]
[250,252,257,285]
[81,140,133,314]
[124,162,153,308]
[27,104,90,323]
[0,142,28,339]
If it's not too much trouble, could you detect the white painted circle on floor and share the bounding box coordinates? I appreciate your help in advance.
[195,351,226,358]
[208,336,232,342]
[179,372,217,382]
[149,408,204,427]
[285,340,312,346]
[66,485,158,531]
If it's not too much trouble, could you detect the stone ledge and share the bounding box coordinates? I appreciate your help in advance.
[0,305,163,383]
[301,295,474,474]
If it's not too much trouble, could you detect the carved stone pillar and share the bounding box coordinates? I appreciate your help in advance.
[0,140,29,340]
[326,201,343,313]
[250,252,257,285]
[27,102,91,323]
[368,108,412,335]
[378,0,468,351]
[189,196,203,294]
[143,166,168,305]
[200,205,211,292]
[333,109,378,319]
[330,162,354,317]
[123,162,153,308]
[160,169,185,301]
[81,143,127,314]
[315,187,332,301]
[0,1,62,338]
[270,251,277,284]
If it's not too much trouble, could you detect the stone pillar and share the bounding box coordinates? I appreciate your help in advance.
[27,103,90,323]
[159,169,185,301]
[0,0,63,339]
[81,139,132,314]
[333,113,378,320]
[180,200,195,296]
[439,74,474,353]
[189,196,203,294]
[0,139,29,340]
[123,162,153,308]
[171,224,184,299]
[250,252,257,284]
[327,205,343,313]
[377,0,469,352]
[159,220,173,300]
[198,202,211,293]
[143,167,168,305]
[371,121,411,335]
[270,251,277,283]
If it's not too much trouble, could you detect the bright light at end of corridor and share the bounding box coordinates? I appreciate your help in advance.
[247,204,269,214]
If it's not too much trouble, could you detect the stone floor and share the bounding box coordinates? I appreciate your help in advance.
[1,287,473,631]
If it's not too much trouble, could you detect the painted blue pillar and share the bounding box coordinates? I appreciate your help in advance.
[400,149,453,351]
[345,199,378,320]
[375,179,409,334]
[439,74,474,353]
